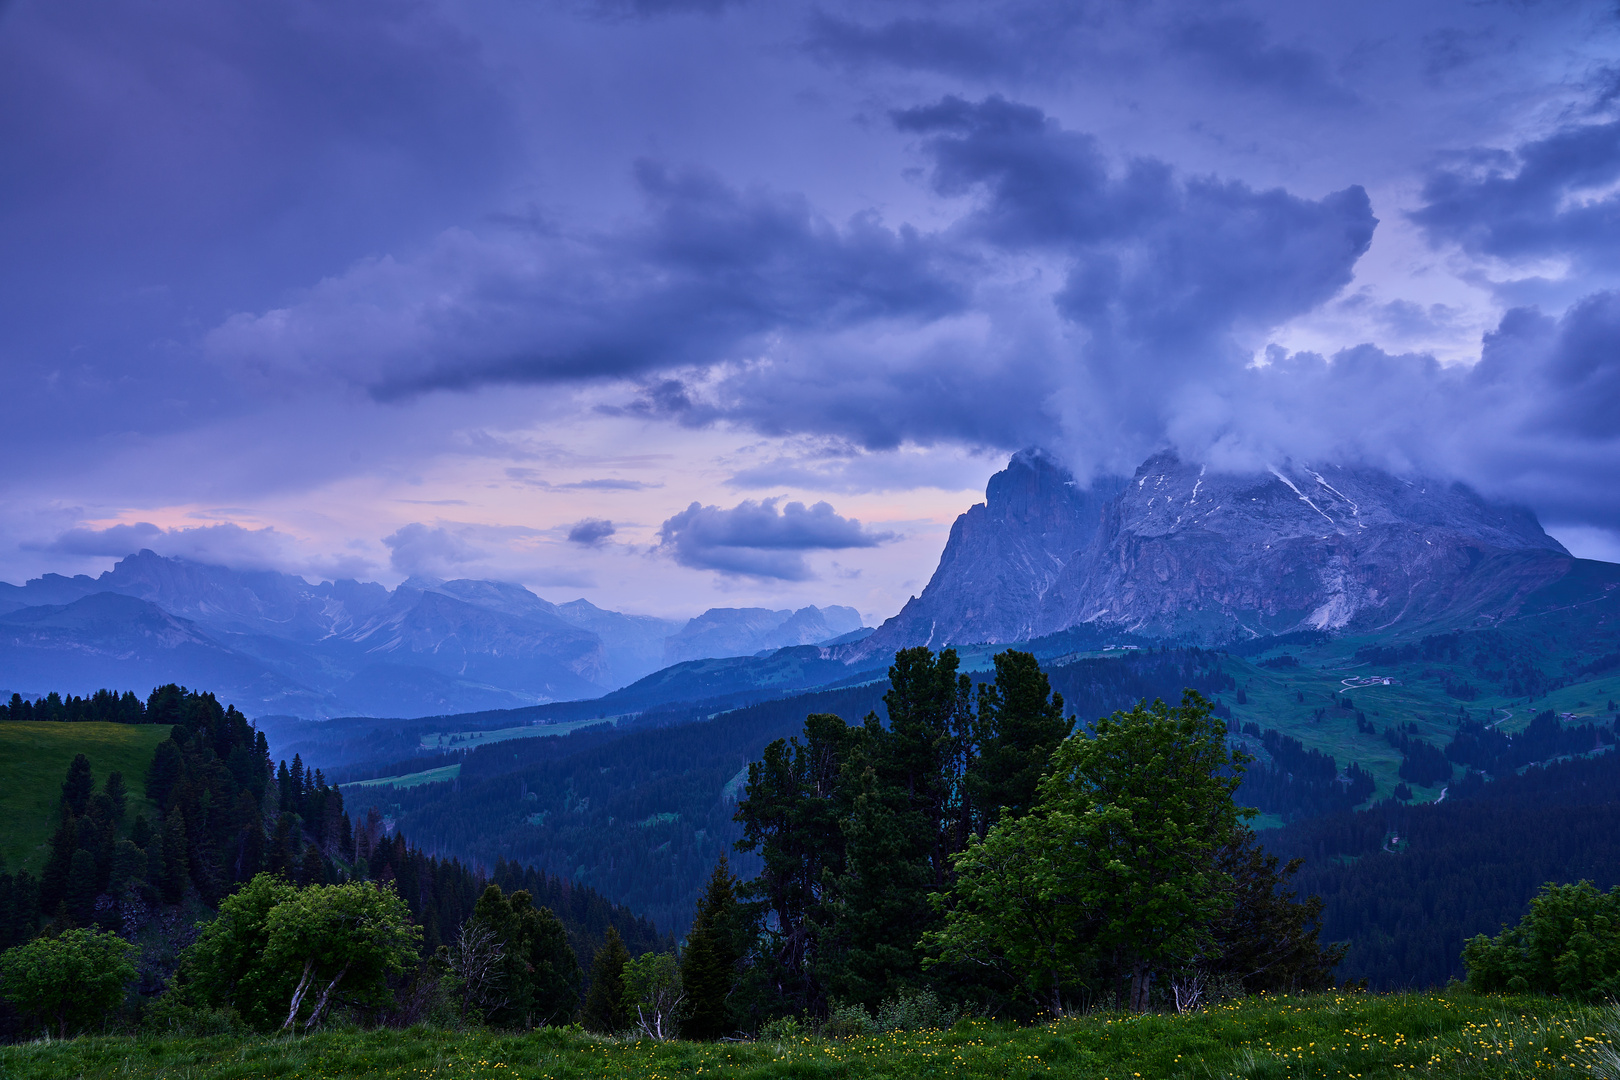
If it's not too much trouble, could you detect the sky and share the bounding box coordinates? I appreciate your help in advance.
[2,0,1619,622]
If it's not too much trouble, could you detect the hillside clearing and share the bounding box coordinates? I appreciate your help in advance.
[0,722,168,873]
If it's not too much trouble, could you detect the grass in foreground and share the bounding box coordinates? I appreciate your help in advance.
[4,991,1619,1079]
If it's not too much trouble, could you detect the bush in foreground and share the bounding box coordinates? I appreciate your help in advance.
[1464,880,1620,1000]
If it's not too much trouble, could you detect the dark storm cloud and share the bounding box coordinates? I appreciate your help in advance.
[567,519,617,545]
[657,498,893,580]
[896,97,1375,332]
[1478,292,1620,444]
[210,160,967,398]
[1411,120,1620,274]
[680,96,1373,456]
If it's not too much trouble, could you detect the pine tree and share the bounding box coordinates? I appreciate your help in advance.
[267,813,297,879]
[102,771,127,822]
[161,806,189,903]
[969,650,1070,830]
[469,884,583,1028]
[60,754,94,816]
[145,739,184,810]
[64,849,99,926]
[40,815,77,908]
[580,926,631,1033]
[680,856,743,1040]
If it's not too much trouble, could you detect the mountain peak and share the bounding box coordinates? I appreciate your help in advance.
[857,451,1582,654]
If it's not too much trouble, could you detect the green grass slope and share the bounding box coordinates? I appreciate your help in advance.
[1213,644,1619,811]
[1,991,1615,1079]
[0,722,168,873]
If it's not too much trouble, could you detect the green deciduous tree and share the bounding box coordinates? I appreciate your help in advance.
[932,692,1250,1013]
[580,926,631,1033]
[175,872,300,1030]
[621,951,683,1040]
[1464,881,1620,1000]
[0,927,138,1038]
[265,880,421,1032]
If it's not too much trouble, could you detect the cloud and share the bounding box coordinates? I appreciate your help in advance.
[505,469,661,491]
[1168,16,1356,107]
[658,497,893,579]
[725,447,991,493]
[1145,289,1620,529]
[567,518,617,545]
[41,522,294,570]
[1411,120,1620,276]
[894,97,1374,345]
[804,11,1020,78]
[592,0,744,17]
[670,96,1374,462]
[382,523,488,577]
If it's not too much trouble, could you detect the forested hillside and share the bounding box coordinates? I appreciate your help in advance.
[343,648,1240,935]
[1271,749,1620,989]
[0,684,667,1037]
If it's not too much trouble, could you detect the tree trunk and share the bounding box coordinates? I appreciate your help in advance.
[1129,962,1152,1013]
[283,958,317,1031]
[304,961,351,1032]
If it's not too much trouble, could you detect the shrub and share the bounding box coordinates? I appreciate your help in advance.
[1463,881,1620,1000]
[0,928,139,1038]
[758,1015,803,1041]
[821,1002,877,1038]
[875,988,960,1031]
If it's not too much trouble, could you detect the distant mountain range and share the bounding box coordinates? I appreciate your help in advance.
[6,449,1614,722]
[851,448,1615,659]
[0,551,865,717]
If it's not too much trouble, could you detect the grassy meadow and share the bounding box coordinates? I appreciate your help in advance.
[1215,647,1620,809]
[0,722,168,873]
[2,991,1617,1080]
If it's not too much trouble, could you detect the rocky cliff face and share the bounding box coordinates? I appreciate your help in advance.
[855,450,1577,655]
[853,450,1124,654]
